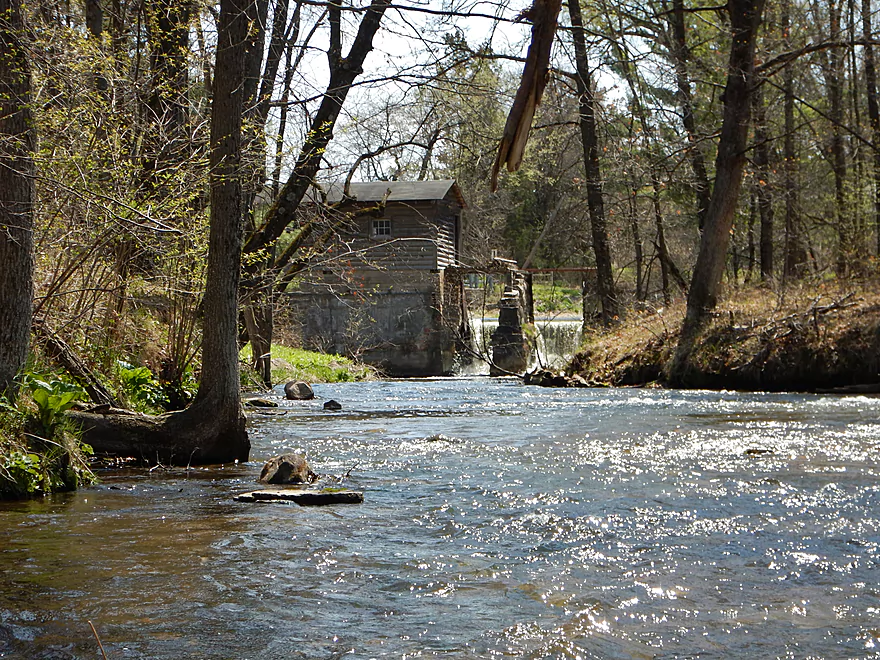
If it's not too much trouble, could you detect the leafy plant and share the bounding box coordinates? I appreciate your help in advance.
[0,378,96,499]
[22,376,86,437]
[0,449,43,497]
[117,362,169,411]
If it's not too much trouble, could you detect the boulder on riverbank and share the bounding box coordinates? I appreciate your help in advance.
[284,381,315,400]
[259,453,316,484]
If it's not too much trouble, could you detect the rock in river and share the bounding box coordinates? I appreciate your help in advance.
[259,453,317,484]
[284,381,315,400]
[323,399,342,411]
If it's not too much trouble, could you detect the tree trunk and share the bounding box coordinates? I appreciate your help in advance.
[568,0,618,324]
[243,293,273,388]
[753,83,774,280]
[669,0,766,384]
[271,2,304,198]
[0,0,35,397]
[668,0,712,231]
[862,0,880,257]
[142,0,191,184]
[781,0,807,278]
[72,0,251,465]
[828,0,850,273]
[85,0,108,92]
[629,178,644,300]
[652,175,671,304]
[33,321,118,407]
[241,0,292,386]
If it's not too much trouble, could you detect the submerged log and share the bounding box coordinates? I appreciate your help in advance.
[234,488,363,505]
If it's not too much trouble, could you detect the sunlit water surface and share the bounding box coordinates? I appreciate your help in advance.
[2,379,880,659]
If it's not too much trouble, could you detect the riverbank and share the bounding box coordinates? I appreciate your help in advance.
[241,344,377,386]
[566,282,880,392]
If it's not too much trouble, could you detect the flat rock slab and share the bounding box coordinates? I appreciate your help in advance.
[234,489,364,506]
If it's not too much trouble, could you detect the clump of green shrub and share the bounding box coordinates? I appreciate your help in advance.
[115,361,197,413]
[0,374,96,499]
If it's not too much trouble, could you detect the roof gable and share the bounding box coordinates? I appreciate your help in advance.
[317,180,466,208]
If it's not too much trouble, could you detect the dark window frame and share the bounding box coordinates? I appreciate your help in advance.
[371,218,391,237]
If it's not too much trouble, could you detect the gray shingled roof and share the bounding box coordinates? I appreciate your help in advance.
[317,180,466,208]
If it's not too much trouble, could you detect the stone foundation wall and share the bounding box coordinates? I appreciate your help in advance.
[283,288,457,377]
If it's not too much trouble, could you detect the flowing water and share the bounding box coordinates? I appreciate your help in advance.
[2,379,880,659]
[463,319,582,374]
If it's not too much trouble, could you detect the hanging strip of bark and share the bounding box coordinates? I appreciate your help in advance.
[491,0,562,190]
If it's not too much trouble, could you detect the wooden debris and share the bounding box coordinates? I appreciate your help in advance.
[234,488,363,505]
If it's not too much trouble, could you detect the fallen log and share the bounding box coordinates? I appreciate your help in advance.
[68,395,249,466]
[234,488,364,505]
[33,319,118,407]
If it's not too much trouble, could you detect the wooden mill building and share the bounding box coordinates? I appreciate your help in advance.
[285,180,470,376]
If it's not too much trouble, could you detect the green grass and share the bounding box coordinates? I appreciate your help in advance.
[240,344,376,385]
[532,282,582,315]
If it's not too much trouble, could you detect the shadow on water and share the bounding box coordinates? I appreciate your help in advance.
[3,379,880,658]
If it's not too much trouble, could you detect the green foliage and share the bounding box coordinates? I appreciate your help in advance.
[117,363,169,412]
[1,448,44,498]
[22,375,86,437]
[533,282,583,315]
[0,373,96,500]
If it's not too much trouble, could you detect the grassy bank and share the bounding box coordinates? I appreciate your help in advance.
[241,344,376,386]
[568,282,880,392]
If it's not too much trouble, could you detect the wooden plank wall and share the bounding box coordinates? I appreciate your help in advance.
[310,195,461,290]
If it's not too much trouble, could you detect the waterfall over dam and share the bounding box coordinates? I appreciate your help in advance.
[457,316,583,375]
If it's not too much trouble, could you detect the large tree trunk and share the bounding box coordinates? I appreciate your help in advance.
[568,0,618,325]
[72,0,251,465]
[0,0,35,397]
[669,0,766,384]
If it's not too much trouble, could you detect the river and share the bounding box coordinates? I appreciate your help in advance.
[2,378,880,659]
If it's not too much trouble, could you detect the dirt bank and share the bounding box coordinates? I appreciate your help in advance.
[565,283,880,392]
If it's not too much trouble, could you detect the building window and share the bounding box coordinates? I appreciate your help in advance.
[372,218,391,237]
